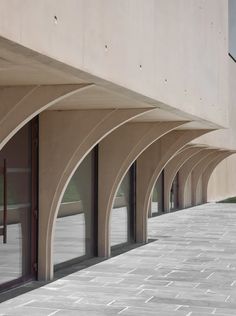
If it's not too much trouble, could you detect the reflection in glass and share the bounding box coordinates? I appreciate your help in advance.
[54,150,95,267]
[170,172,179,211]
[151,172,164,216]
[54,213,86,263]
[0,124,32,286]
[110,166,135,248]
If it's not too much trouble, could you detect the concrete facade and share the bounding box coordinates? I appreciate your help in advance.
[0,0,235,291]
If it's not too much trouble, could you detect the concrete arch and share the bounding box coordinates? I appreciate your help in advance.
[163,145,206,212]
[191,150,221,206]
[136,129,212,243]
[202,151,235,203]
[0,84,87,149]
[98,121,186,258]
[177,148,217,209]
[39,107,153,281]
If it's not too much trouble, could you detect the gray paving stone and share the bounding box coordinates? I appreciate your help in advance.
[2,203,236,315]
[0,305,59,316]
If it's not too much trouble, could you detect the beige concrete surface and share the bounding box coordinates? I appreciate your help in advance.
[163,146,206,212]
[0,84,87,150]
[38,108,152,281]
[0,1,234,208]
[178,149,217,209]
[0,1,229,127]
[204,152,236,203]
[98,121,185,258]
[191,150,221,206]
[136,130,211,244]
[0,0,235,289]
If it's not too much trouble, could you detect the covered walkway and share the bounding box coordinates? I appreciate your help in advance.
[0,203,236,315]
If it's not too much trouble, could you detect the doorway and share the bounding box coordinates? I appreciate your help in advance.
[53,147,98,270]
[151,171,164,217]
[110,163,136,251]
[0,118,38,291]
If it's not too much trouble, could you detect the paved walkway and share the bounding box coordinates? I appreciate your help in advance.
[1,203,236,315]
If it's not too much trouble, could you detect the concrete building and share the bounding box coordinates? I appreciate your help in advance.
[0,0,235,293]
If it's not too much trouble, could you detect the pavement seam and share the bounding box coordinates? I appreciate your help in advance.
[118,306,129,314]
[47,310,61,316]
[144,296,154,303]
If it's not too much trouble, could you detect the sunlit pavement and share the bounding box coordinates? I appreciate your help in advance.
[1,203,236,315]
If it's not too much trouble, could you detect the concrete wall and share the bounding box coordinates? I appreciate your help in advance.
[194,59,236,149]
[192,59,236,201]
[0,0,235,283]
[208,155,236,201]
[0,0,229,127]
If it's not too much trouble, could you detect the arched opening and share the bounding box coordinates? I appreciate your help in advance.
[109,163,136,252]
[150,171,164,217]
[0,118,38,291]
[53,147,98,271]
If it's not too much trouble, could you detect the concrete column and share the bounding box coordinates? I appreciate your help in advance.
[136,129,212,244]
[202,151,235,203]
[0,84,87,149]
[191,150,220,206]
[98,121,185,258]
[163,145,206,212]
[38,107,152,281]
[178,148,216,209]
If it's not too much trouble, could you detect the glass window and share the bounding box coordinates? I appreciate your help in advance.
[110,164,136,249]
[151,171,164,216]
[53,149,97,268]
[170,172,179,211]
[0,121,36,288]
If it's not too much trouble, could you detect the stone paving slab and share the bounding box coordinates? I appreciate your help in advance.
[1,203,236,315]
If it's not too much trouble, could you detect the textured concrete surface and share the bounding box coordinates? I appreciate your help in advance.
[1,203,236,315]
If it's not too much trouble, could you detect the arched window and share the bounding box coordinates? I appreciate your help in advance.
[53,148,98,270]
[109,163,136,251]
[0,118,38,290]
[151,171,164,217]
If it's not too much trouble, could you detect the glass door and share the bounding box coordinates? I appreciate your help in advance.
[110,163,136,250]
[53,147,98,270]
[151,171,164,217]
[0,119,38,291]
[170,172,179,211]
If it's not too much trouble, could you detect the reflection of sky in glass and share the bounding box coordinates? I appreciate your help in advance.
[110,207,128,246]
[54,214,86,265]
[151,173,163,215]
[110,172,130,247]
[229,0,236,60]
[54,150,94,266]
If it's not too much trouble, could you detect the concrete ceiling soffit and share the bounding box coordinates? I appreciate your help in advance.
[0,84,89,149]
